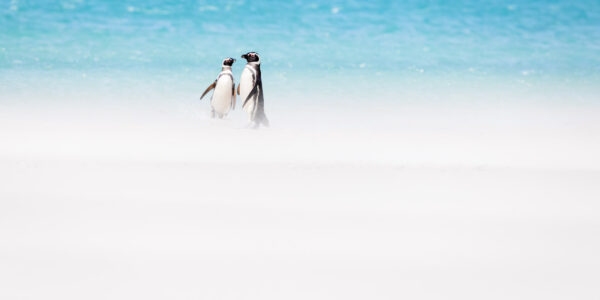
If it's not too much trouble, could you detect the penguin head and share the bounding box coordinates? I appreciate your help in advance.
[222,57,236,66]
[241,52,260,63]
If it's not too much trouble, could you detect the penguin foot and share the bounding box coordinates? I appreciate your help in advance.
[245,122,259,129]
[261,118,270,127]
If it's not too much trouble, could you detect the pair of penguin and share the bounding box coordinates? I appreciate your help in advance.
[200,52,269,128]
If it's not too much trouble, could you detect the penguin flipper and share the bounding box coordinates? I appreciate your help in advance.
[236,83,240,95]
[231,83,236,110]
[243,81,260,107]
[200,81,217,100]
[255,81,269,127]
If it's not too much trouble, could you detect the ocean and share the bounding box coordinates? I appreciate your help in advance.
[1,0,599,107]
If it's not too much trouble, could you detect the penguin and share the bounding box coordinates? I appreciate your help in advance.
[200,57,237,119]
[238,52,269,128]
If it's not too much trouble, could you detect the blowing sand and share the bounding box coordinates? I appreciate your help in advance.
[1,104,599,299]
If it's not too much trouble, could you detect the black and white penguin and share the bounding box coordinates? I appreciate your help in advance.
[200,57,236,119]
[238,52,269,128]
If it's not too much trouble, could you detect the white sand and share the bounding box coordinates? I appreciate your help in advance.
[1,104,599,299]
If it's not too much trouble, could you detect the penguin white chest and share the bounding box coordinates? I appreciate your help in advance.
[211,75,233,115]
[239,68,256,115]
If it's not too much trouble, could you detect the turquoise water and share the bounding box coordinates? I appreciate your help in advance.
[1,0,599,104]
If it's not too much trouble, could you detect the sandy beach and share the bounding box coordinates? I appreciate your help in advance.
[1,104,599,299]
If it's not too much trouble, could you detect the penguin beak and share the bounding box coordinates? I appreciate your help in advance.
[241,54,248,59]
